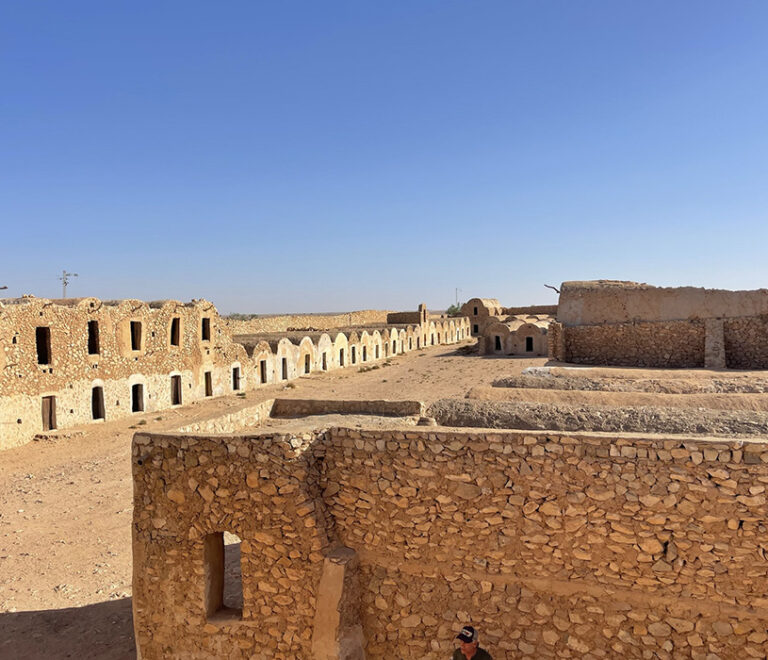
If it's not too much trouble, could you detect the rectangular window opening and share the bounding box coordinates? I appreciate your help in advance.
[473,306,478,315]
[232,367,240,391]
[526,336,534,352]
[281,357,288,380]
[339,348,345,367]
[91,386,105,420]
[204,371,213,397]
[204,532,243,621]
[260,360,267,384]
[131,384,144,412]
[87,320,100,355]
[36,326,51,365]
[375,345,380,359]
[130,321,142,351]
[201,317,211,341]
[171,375,182,405]
[473,324,479,334]
[170,317,181,346]
[41,395,56,431]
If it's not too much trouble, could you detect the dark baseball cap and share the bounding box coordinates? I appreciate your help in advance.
[456,626,478,643]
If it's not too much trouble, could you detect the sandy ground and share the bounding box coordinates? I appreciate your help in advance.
[0,343,541,659]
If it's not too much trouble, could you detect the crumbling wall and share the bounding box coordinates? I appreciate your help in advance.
[134,427,768,659]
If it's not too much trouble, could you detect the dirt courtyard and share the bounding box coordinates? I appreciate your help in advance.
[0,344,542,659]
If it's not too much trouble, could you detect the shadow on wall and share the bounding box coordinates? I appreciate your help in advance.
[0,597,135,660]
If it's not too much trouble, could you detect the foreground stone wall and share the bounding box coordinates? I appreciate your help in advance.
[133,426,768,659]
[724,316,768,369]
[226,310,391,334]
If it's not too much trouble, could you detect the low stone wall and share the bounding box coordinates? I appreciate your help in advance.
[175,399,275,434]
[270,398,424,418]
[133,426,768,659]
[227,310,391,334]
[502,304,558,316]
[725,316,768,369]
[563,320,706,368]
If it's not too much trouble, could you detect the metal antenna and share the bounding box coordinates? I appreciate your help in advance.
[59,270,78,298]
[455,287,462,306]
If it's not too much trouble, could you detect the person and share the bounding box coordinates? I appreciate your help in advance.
[452,625,493,660]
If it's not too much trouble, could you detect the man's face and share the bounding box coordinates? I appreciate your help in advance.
[460,640,478,656]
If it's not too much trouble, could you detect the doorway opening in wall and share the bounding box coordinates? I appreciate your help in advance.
[409,338,412,350]
[131,384,144,412]
[260,360,267,384]
[416,338,420,349]
[473,324,479,334]
[322,352,327,371]
[232,367,240,391]
[351,346,356,364]
[375,345,380,359]
[201,317,211,341]
[130,321,142,351]
[36,327,51,365]
[204,371,213,397]
[171,375,182,405]
[392,341,396,354]
[495,336,502,351]
[281,357,288,380]
[339,348,345,367]
[437,333,441,343]
[431,335,435,346]
[170,317,181,346]
[41,395,56,431]
[204,532,243,621]
[87,320,100,355]
[526,336,534,352]
[91,386,105,420]
[362,346,367,362]
[304,354,311,374]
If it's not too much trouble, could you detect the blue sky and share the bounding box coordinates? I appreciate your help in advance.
[2,2,768,313]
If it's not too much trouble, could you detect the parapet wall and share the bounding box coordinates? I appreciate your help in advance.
[502,304,558,316]
[558,281,768,326]
[133,426,768,659]
[226,310,391,334]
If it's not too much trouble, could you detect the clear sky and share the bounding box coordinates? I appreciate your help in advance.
[2,2,768,314]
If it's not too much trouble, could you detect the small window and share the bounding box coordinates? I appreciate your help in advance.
[322,352,327,371]
[131,384,144,412]
[201,317,211,341]
[87,320,100,355]
[204,371,213,397]
[204,532,243,621]
[130,321,142,351]
[170,317,181,346]
[473,306,478,315]
[36,327,51,365]
[304,354,311,374]
[281,357,288,380]
[495,336,502,351]
[260,360,267,384]
[232,367,240,391]
[41,395,56,431]
[473,324,479,334]
[91,386,105,420]
[526,336,534,352]
[171,375,182,405]
[339,348,345,367]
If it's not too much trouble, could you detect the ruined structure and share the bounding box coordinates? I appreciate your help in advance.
[0,298,470,450]
[549,280,768,369]
[478,315,552,356]
[133,423,768,659]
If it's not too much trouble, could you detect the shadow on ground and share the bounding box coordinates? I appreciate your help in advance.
[0,597,135,660]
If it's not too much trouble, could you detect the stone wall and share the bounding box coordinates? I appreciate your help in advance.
[226,311,391,334]
[562,320,706,368]
[558,280,768,326]
[133,426,768,659]
[270,398,424,418]
[502,304,558,316]
[724,316,768,369]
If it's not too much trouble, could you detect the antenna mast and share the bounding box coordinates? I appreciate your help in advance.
[59,270,78,298]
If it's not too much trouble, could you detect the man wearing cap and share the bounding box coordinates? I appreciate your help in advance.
[453,625,492,660]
